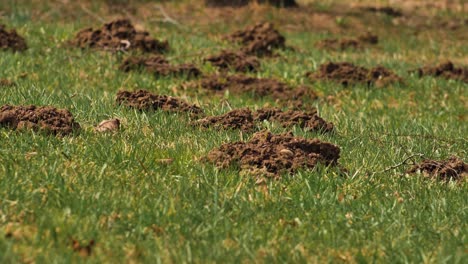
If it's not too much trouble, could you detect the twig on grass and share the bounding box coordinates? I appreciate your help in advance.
[79,4,106,23]
[379,153,425,174]
[151,5,181,27]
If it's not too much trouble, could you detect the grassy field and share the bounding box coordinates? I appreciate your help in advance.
[0,0,467,263]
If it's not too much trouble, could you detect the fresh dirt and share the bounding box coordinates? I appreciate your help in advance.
[194,107,334,133]
[204,50,260,72]
[70,19,168,53]
[407,156,467,181]
[206,131,340,177]
[119,55,201,78]
[116,90,203,115]
[192,74,317,105]
[306,62,403,87]
[0,24,27,52]
[205,0,297,8]
[0,105,80,135]
[315,33,378,51]
[412,61,468,83]
[225,22,286,56]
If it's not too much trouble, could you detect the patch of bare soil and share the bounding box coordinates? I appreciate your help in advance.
[119,55,201,78]
[194,107,333,133]
[116,90,202,115]
[225,22,286,56]
[412,61,468,83]
[206,131,340,177]
[193,74,317,104]
[316,33,378,51]
[407,156,467,181]
[204,50,260,72]
[0,79,15,87]
[0,24,27,52]
[0,105,80,135]
[360,6,403,17]
[70,19,168,53]
[205,0,297,8]
[306,62,403,87]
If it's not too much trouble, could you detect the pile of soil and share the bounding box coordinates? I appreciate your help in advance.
[361,6,403,17]
[194,107,334,133]
[412,61,468,83]
[205,0,297,8]
[204,50,260,72]
[194,74,316,103]
[226,22,286,56]
[407,156,467,181]
[119,55,201,78]
[0,105,80,135]
[206,131,340,177]
[0,24,27,52]
[116,90,202,115]
[306,62,403,87]
[70,19,168,53]
[316,33,378,51]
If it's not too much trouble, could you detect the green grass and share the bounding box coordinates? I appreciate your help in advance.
[1,2,467,263]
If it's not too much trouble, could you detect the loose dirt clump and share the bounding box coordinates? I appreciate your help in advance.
[194,74,316,103]
[70,19,168,53]
[194,107,333,133]
[206,131,340,177]
[0,105,80,135]
[316,33,378,51]
[306,62,403,87]
[412,61,468,83]
[116,90,202,115]
[204,50,260,72]
[205,0,297,8]
[226,22,286,56]
[119,55,201,77]
[195,108,256,131]
[0,79,15,87]
[0,24,27,52]
[407,156,467,181]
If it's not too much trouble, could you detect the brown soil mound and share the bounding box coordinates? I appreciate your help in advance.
[194,107,333,133]
[0,105,80,135]
[226,22,286,56]
[194,74,316,103]
[361,6,403,17]
[116,90,202,115]
[413,61,468,83]
[316,33,378,51]
[0,24,27,52]
[206,131,340,177]
[204,50,260,72]
[71,19,168,53]
[119,55,201,77]
[205,0,297,8]
[407,156,467,181]
[306,62,403,87]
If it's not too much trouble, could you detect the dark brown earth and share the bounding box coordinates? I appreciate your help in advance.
[361,6,403,17]
[407,156,467,181]
[70,19,168,53]
[413,61,468,83]
[116,90,202,115]
[193,74,317,104]
[306,62,403,87]
[205,0,297,8]
[204,50,260,72]
[316,33,378,51]
[0,24,27,52]
[0,105,80,135]
[0,79,15,87]
[194,107,334,133]
[119,55,201,78]
[206,131,340,177]
[225,22,286,56]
